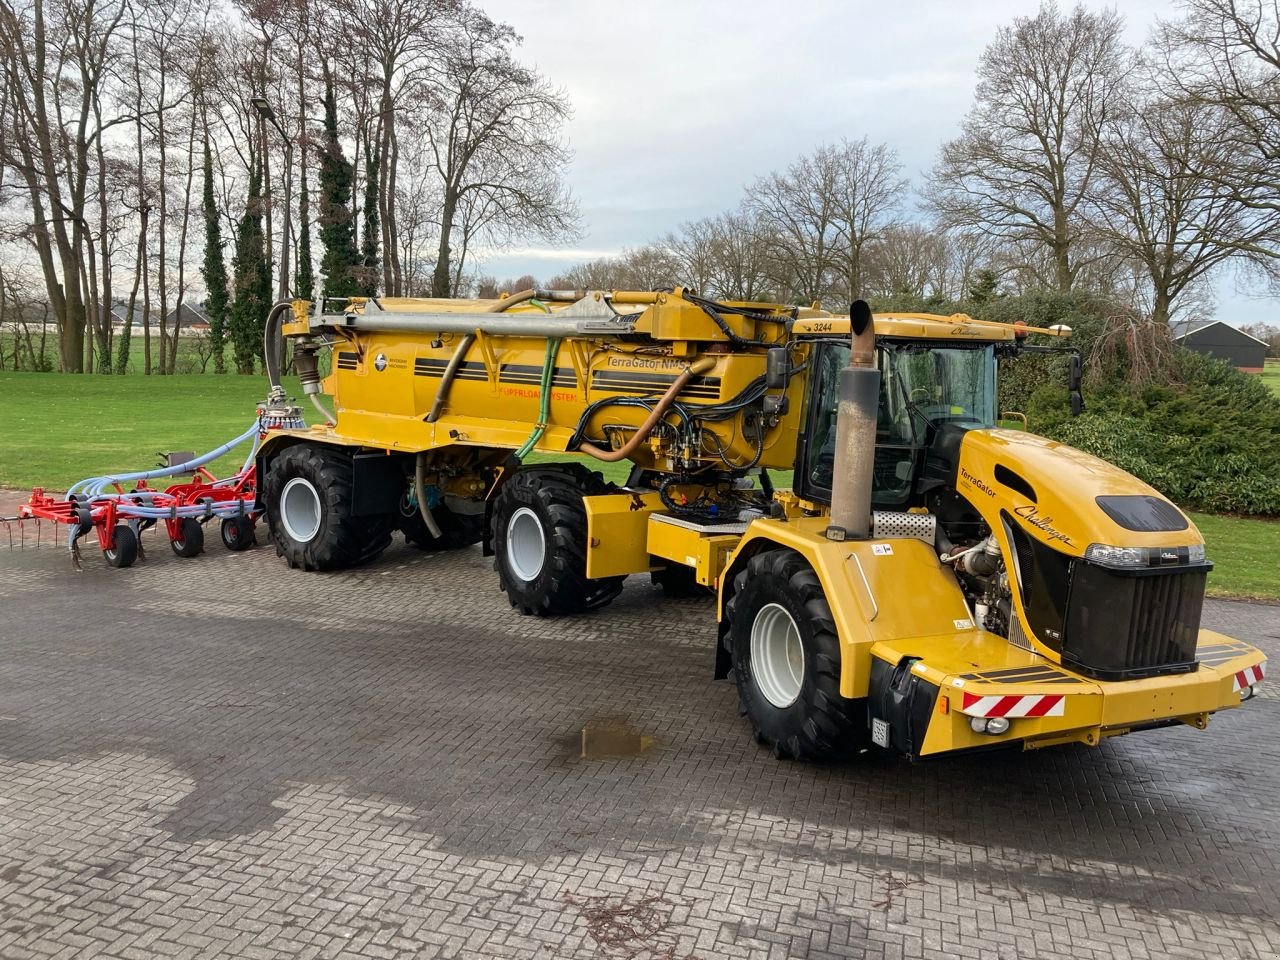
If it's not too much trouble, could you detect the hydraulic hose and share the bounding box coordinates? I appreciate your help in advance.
[69,422,261,497]
[426,289,538,423]
[414,452,443,540]
[577,357,717,462]
[515,338,561,459]
[263,302,293,397]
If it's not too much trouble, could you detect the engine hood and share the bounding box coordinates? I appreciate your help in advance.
[952,428,1202,557]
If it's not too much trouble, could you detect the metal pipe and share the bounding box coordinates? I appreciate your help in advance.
[309,393,335,426]
[577,357,717,462]
[826,300,879,541]
[414,452,443,540]
[334,311,632,339]
[425,290,539,423]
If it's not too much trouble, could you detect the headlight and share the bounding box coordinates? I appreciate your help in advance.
[1085,543,1208,569]
[1085,543,1147,567]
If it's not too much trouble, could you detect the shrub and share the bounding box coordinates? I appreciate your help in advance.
[1032,351,1280,516]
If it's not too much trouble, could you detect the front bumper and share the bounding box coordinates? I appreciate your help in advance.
[868,629,1266,758]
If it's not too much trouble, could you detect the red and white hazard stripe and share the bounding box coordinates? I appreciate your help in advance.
[960,692,1065,718]
[1233,661,1266,692]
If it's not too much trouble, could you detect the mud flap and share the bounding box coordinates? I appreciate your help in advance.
[868,655,940,760]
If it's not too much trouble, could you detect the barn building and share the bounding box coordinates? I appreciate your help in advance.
[1170,320,1268,373]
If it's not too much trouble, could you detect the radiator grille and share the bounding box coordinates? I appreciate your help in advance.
[1062,564,1205,680]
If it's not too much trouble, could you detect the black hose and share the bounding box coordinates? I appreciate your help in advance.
[263,301,293,394]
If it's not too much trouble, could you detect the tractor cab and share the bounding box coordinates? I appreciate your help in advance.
[796,337,998,510]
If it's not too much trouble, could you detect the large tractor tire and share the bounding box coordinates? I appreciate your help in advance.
[725,548,866,760]
[491,463,625,616]
[264,444,392,571]
[399,495,486,550]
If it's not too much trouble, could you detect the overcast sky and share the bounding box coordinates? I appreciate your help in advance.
[479,0,1272,326]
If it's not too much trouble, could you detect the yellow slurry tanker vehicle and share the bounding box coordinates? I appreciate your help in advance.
[253,289,1266,760]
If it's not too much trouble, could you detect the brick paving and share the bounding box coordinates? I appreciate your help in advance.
[0,528,1277,959]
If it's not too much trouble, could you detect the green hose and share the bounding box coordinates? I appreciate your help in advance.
[515,337,561,459]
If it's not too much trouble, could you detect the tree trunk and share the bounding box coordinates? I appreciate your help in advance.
[1151,286,1172,328]
[172,103,198,374]
[431,189,457,298]
[94,101,113,373]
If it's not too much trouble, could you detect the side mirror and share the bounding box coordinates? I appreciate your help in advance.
[765,346,789,389]
[1069,354,1084,416]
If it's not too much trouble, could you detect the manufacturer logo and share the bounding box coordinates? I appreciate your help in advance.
[374,352,388,372]
[1013,504,1074,547]
[959,467,996,498]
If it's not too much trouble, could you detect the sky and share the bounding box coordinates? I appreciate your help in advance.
[479,0,1275,327]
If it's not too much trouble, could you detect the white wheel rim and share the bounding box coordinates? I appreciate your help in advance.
[280,477,322,544]
[506,506,546,581]
[751,603,805,708]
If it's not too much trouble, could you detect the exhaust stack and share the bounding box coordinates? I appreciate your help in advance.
[825,300,879,541]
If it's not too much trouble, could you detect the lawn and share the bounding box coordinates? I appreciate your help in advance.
[1191,512,1280,601]
[1262,363,1280,398]
[0,372,294,489]
[2,371,1276,600]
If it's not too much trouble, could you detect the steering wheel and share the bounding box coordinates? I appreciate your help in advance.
[909,388,932,403]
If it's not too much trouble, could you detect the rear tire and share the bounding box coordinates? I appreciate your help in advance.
[170,518,205,558]
[725,548,866,760]
[264,444,392,571]
[492,464,624,616]
[103,525,139,568]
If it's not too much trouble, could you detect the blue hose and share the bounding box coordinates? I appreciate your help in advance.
[69,422,260,497]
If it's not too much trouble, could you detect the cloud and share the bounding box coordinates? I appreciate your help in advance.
[474,0,1267,322]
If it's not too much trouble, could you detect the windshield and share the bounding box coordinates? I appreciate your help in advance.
[878,342,997,443]
[804,340,997,508]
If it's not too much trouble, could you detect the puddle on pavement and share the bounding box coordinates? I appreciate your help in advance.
[578,717,659,759]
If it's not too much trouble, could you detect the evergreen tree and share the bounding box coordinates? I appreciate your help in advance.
[295,151,315,302]
[317,74,361,298]
[229,160,272,375]
[361,145,380,297]
[966,269,1001,307]
[201,140,231,373]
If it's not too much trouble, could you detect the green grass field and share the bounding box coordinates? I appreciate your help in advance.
[2,371,1276,599]
[1189,512,1280,601]
[1263,363,1280,397]
[0,372,301,489]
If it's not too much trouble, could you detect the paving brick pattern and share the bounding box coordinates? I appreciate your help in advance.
[0,532,1277,959]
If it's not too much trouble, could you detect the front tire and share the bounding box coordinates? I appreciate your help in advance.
[725,548,866,760]
[491,464,624,616]
[264,444,392,571]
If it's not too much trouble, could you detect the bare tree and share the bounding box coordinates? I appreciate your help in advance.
[422,6,576,298]
[828,138,906,299]
[1088,90,1280,326]
[328,0,450,296]
[1160,1,1280,271]
[0,0,126,372]
[926,2,1131,291]
[747,145,841,304]
[703,208,773,302]
[863,223,950,299]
